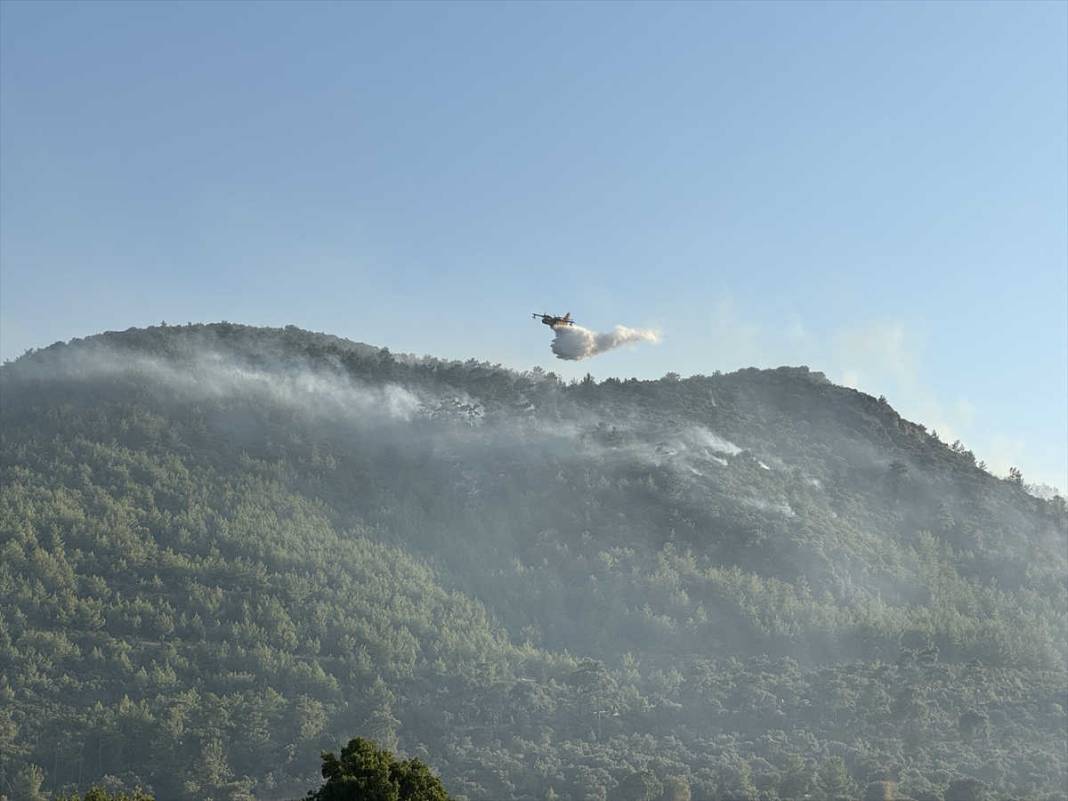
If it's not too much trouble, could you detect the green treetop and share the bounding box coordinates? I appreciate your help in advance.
[307,738,451,801]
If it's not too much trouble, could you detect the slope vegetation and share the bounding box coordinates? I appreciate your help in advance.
[1,323,1064,801]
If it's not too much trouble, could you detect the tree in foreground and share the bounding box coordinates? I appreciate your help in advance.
[306,738,451,801]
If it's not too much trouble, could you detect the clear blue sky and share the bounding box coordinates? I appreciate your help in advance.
[2,1,1065,489]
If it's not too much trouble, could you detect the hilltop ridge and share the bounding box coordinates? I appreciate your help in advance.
[0,321,1038,493]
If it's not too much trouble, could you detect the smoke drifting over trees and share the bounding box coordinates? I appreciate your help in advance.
[1,323,1064,801]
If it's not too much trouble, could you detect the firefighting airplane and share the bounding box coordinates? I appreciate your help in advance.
[531,312,576,328]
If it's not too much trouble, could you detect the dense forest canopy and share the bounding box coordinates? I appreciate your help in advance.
[1,323,1065,801]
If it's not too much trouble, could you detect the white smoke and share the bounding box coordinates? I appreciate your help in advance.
[550,324,659,361]
[15,345,424,423]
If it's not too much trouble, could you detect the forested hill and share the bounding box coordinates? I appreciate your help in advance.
[2,323,1065,801]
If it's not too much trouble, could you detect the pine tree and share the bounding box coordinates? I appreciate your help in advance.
[816,756,856,801]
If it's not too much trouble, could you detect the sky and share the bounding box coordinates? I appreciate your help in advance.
[1,1,1065,490]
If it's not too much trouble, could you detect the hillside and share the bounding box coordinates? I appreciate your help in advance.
[1,323,1065,801]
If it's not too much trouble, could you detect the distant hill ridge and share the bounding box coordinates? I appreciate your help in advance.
[2,323,1064,801]
[0,321,1023,477]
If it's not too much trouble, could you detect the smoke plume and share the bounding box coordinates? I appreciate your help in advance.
[550,324,659,361]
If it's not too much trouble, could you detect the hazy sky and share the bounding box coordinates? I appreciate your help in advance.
[1,1,1065,489]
